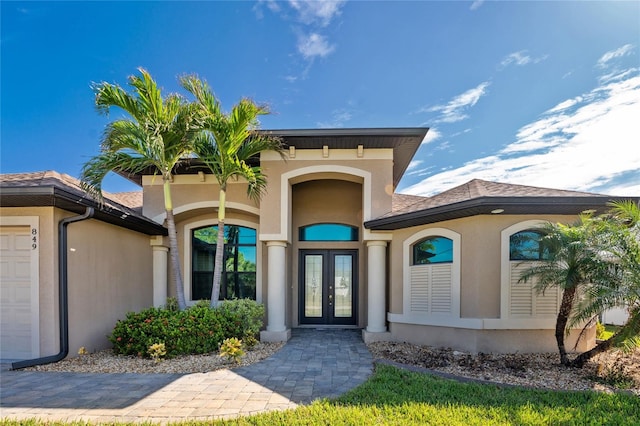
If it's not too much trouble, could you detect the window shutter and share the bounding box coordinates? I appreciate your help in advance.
[510,261,559,317]
[410,264,452,314]
[410,265,430,313]
[510,262,533,316]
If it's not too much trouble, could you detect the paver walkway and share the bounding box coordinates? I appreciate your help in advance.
[0,328,372,423]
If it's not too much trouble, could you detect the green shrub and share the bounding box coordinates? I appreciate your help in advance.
[217,299,264,348]
[109,299,264,358]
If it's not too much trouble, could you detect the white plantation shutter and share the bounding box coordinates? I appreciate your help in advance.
[410,264,453,315]
[509,261,559,317]
[410,266,429,313]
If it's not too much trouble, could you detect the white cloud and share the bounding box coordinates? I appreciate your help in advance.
[404,70,640,197]
[317,108,353,128]
[421,128,441,145]
[289,0,346,27]
[297,33,335,59]
[501,51,531,67]
[407,160,423,171]
[499,50,548,69]
[598,44,634,68]
[425,82,490,123]
[546,96,583,114]
[470,1,485,11]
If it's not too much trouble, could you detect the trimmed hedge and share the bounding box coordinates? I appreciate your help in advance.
[109,299,264,358]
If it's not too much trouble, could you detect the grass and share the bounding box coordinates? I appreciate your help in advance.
[2,364,639,425]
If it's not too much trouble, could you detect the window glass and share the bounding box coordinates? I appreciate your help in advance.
[510,230,549,260]
[299,223,358,241]
[192,225,257,300]
[413,236,453,264]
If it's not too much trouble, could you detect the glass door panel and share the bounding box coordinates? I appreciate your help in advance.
[333,255,352,318]
[304,255,323,317]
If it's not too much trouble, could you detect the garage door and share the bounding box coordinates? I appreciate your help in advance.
[0,226,35,359]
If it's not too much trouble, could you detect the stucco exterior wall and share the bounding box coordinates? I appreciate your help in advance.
[390,322,594,353]
[0,207,154,359]
[386,213,594,353]
[66,216,153,354]
[388,214,578,317]
[259,151,394,239]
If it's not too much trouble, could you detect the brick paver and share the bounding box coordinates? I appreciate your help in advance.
[0,329,372,423]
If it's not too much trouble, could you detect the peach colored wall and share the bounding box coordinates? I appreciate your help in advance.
[386,213,594,353]
[259,157,394,236]
[66,217,153,355]
[388,214,579,318]
[0,207,154,358]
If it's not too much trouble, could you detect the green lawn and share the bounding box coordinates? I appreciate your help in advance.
[2,364,638,426]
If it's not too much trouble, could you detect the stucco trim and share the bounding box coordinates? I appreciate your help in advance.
[259,165,373,243]
[388,313,482,329]
[183,218,262,304]
[0,215,40,358]
[387,315,556,330]
[152,201,260,224]
[402,227,461,318]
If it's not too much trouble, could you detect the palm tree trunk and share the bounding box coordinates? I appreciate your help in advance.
[164,180,187,310]
[556,286,577,366]
[210,187,226,308]
[569,336,614,368]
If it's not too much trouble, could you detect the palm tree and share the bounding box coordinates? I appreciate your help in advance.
[181,75,284,307]
[518,216,603,365]
[81,68,199,310]
[568,201,640,367]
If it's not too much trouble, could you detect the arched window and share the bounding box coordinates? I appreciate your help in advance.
[191,225,257,301]
[509,230,550,261]
[401,228,461,318]
[500,222,560,321]
[299,223,359,241]
[412,236,453,265]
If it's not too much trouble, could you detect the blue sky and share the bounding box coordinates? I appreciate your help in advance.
[2,1,639,196]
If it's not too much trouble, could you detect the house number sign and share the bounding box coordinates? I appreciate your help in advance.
[32,228,38,250]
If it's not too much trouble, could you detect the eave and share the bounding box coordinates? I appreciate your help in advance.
[117,127,429,189]
[364,196,628,231]
[0,186,167,236]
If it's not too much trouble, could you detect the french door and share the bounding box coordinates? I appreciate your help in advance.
[299,250,357,325]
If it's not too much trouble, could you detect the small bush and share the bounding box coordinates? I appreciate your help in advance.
[219,337,245,363]
[109,299,264,358]
[217,299,264,348]
[148,342,167,362]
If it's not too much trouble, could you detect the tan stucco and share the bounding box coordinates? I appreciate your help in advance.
[390,322,594,354]
[386,213,595,353]
[0,207,154,359]
[66,217,153,354]
[259,155,394,239]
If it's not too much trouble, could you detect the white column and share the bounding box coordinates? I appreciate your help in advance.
[366,241,387,333]
[260,241,291,342]
[152,246,168,307]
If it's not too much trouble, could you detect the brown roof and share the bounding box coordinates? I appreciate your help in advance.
[0,171,164,235]
[118,127,429,189]
[367,179,633,230]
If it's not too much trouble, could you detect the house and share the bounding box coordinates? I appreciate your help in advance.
[1,127,634,364]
